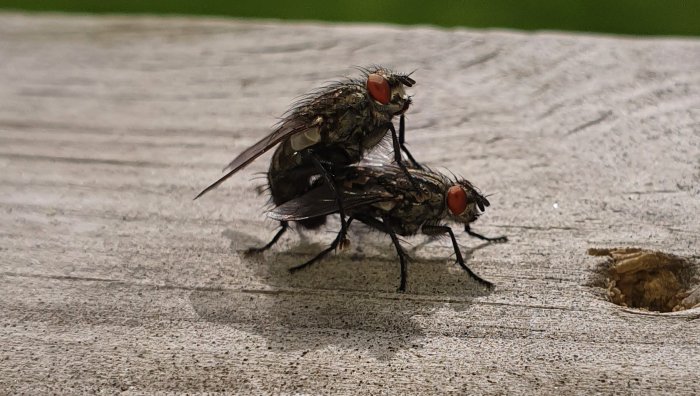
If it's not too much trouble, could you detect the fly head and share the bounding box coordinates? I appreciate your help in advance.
[364,67,415,118]
[445,180,491,225]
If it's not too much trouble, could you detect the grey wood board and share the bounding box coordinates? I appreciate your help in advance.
[0,13,699,394]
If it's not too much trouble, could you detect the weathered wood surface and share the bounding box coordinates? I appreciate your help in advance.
[1,12,699,394]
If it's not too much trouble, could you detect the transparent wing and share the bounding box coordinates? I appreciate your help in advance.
[268,184,389,221]
[194,118,310,199]
[359,132,395,166]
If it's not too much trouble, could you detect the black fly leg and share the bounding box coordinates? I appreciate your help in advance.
[423,224,494,288]
[289,218,354,273]
[303,152,349,244]
[388,123,421,192]
[465,224,508,243]
[245,221,289,256]
[357,215,410,292]
[398,115,423,169]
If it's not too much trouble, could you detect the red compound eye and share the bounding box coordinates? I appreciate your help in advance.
[367,73,390,105]
[447,185,468,215]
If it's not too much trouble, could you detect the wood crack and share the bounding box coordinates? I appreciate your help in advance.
[566,110,613,135]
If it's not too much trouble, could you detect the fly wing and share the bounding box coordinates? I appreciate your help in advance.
[360,133,395,166]
[195,80,364,199]
[268,184,391,221]
[221,118,311,174]
[268,185,341,221]
[194,118,311,199]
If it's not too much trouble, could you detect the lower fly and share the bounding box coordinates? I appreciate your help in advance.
[269,163,507,291]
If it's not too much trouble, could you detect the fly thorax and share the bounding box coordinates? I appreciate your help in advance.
[418,192,444,216]
[370,107,393,125]
[361,125,388,150]
[337,110,367,140]
[413,186,435,203]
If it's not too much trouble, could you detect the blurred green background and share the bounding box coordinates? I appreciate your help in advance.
[1,0,698,36]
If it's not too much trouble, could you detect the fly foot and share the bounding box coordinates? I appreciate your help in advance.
[338,236,351,251]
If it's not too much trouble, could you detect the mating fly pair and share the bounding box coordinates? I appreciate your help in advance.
[197,66,506,291]
[196,66,417,246]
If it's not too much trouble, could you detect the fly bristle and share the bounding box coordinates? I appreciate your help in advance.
[283,77,364,118]
[355,64,417,87]
[249,174,269,181]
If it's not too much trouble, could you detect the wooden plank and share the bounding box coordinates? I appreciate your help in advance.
[0,12,699,394]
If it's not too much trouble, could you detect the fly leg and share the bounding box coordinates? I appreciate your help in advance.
[398,115,423,169]
[357,215,410,292]
[245,221,289,256]
[289,218,354,273]
[423,224,494,288]
[465,224,508,243]
[388,123,422,192]
[302,151,349,245]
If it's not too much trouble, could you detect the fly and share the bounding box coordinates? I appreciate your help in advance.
[269,164,507,292]
[195,66,420,253]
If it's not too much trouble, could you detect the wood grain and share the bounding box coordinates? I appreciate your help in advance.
[1,13,699,394]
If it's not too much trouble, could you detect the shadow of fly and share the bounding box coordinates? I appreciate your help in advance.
[269,164,507,292]
[195,66,420,252]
